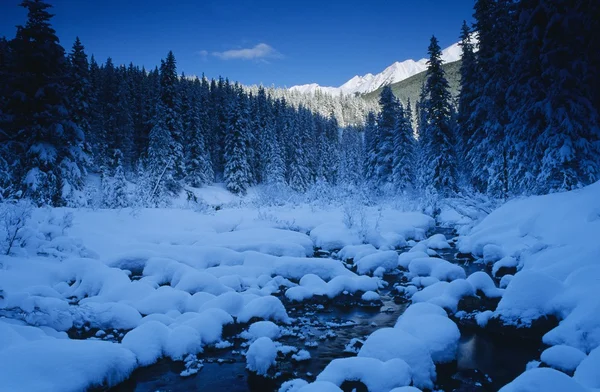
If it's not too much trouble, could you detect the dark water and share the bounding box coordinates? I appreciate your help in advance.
[108,228,540,392]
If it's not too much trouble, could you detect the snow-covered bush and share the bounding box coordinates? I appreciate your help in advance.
[0,200,33,256]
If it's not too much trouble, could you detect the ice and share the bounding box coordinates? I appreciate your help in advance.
[358,327,436,389]
[245,337,277,376]
[317,357,412,392]
[541,345,586,373]
[499,368,588,392]
[0,339,136,392]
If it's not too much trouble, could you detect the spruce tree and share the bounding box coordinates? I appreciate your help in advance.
[420,36,458,196]
[456,21,478,182]
[184,78,214,187]
[363,111,379,183]
[375,86,398,187]
[392,101,415,191]
[224,89,252,194]
[159,51,185,181]
[8,0,87,206]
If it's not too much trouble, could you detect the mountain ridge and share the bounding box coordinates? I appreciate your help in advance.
[289,41,464,96]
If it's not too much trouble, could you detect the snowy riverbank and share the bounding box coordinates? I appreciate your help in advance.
[1,182,599,391]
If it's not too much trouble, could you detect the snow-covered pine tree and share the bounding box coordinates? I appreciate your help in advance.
[465,0,496,194]
[67,37,92,158]
[456,21,478,184]
[363,111,379,184]
[534,0,600,192]
[110,149,128,208]
[392,100,415,191]
[420,35,458,197]
[224,88,252,194]
[286,107,311,191]
[159,51,185,181]
[184,77,213,187]
[375,85,398,187]
[147,104,176,205]
[8,0,87,206]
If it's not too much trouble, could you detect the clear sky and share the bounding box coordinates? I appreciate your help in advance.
[0,0,475,87]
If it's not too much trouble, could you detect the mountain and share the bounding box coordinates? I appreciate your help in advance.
[289,41,464,96]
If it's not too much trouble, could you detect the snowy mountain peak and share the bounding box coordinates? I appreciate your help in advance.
[289,40,466,96]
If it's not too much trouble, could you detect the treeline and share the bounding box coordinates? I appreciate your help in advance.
[0,0,364,207]
[366,0,600,198]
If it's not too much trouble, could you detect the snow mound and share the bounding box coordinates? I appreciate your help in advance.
[541,345,586,373]
[408,257,466,282]
[317,357,412,392]
[0,339,136,392]
[499,367,588,392]
[358,327,436,389]
[395,304,460,363]
[246,337,277,376]
[310,222,361,251]
[242,321,281,341]
[355,250,399,275]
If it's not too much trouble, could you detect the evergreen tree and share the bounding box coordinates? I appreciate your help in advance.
[456,21,478,181]
[375,86,398,187]
[392,100,415,191]
[363,111,379,183]
[184,78,214,187]
[419,36,458,196]
[224,89,252,194]
[159,51,185,181]
[7,0,87,206]
[534,0,600,192]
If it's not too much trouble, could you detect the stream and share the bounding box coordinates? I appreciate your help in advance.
[107,228,542,392]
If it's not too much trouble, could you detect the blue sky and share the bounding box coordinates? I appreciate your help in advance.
[0,0,475,87]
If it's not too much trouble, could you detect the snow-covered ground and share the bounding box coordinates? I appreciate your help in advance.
[1,182,599,391]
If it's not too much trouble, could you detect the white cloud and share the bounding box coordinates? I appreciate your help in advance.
[211,43,282,61]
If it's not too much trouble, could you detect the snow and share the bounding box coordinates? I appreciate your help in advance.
[358,327,436,389]
[310,222,361,251]
[237,295,290,324]
[494,270,564,326]
[408,256,466,282]
[317,357,412,392]
[0,339,136,392]
[574,346,600,388]
[289,40,468,96]
[242,321,281,341]
[292,349,311,362]
[499,368,589,392]
[245,337,277,375]
[361,290,381,301]
[395,304,460,363]
[355,250,398,275]
[2,181,598,392]
[541,345,586,373]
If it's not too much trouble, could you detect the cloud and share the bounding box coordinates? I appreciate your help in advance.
[211,43,282,61]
